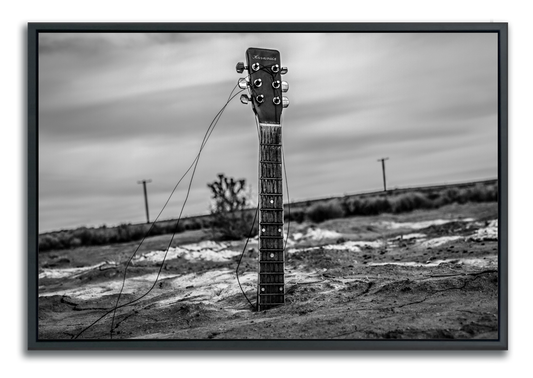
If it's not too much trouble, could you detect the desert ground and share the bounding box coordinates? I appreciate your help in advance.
[37,202,499,340]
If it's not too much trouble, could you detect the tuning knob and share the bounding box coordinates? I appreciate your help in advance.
[237,78,248,89]
[240,94,251,104]
[272,80,289,92]
[282,96,290,108]
[236,62,247,74]
[271,65,288,74]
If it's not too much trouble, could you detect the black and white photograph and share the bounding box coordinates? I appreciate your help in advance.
[29,23,507,348]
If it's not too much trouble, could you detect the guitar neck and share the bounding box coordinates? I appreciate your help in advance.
[257,123,285,311]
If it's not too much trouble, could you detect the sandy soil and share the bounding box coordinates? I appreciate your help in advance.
[37,202,499,340]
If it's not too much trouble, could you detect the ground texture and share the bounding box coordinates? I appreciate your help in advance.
[37,202,499,340]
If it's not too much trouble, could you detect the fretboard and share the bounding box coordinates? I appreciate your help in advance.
[257,123,284,311]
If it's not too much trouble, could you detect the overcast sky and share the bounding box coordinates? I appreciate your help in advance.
[38,32,498,232]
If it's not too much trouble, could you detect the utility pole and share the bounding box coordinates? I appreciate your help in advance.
[137,179,152,224]
[377,157,389,192]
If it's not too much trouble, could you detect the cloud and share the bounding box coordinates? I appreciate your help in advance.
[37,32,499,232]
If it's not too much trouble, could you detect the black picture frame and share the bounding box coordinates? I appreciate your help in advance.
[13,15,517,367]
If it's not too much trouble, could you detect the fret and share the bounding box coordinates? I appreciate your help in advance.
[258,293,285,297]
[259,284,284,293]
[257,296,285,306]
[258,303,284,306]
[260,238,284,249]
[259,273,284,284]
[260,161,282,179]
[260,145,282,162]
[260,126,282,144]
[261,195,283,208]
[260,180,282,194]
[258,293,284,296]
[259,224,283,236]
[260,211,283,223]
[260,251,283,261]
[259,262,284,273]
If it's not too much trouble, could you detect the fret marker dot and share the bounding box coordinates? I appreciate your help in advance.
[270,199,274,204]
[270,253,274,258]
[261,287,265,292]
[279,287,283,292]
[262,228,266,232]
[278,228,282,233]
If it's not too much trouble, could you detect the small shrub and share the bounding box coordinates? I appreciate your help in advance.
[306,200,345,223]
[285,207,306,223]
[390,192,432,213]
[465,183,498,203]
[362,196,392,215]
[208,173,256,240]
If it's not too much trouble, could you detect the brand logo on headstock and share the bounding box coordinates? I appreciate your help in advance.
[253,55,277,61]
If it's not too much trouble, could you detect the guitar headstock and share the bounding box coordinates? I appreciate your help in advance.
[236,47,289,125]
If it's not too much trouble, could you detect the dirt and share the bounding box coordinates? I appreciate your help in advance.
[37,202,499,340]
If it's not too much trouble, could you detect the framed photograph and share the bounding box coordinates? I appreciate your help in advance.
[28,22,507,350]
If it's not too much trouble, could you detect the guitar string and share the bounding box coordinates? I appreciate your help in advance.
[74,63,285,336]
[72,83,245,339]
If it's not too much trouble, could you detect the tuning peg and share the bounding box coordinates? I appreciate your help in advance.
[240,94,251,104]
[236,62,247,74]
[238,78,248,89]
[280,67,288,74]
[282,96,290,108]
[271,80,289,92]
